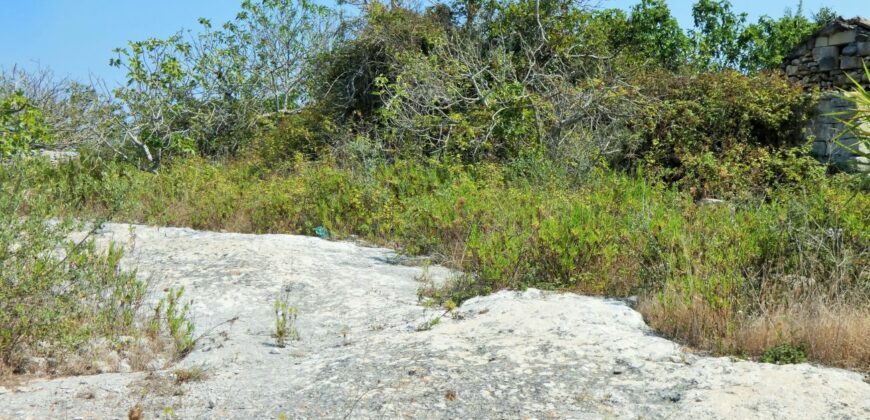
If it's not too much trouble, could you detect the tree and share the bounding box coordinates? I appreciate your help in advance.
[0,92,49,156]
[690,0,748,70]
[625,0,689,70]
[0,67,121,157]
[741,2,835,72]
[109,0,336,168]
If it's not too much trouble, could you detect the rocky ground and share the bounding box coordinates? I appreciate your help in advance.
[1,224,868,419]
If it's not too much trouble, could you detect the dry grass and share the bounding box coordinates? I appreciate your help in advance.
[128,404,144,420]
[640,294,870,371]
[733,304,870,370]
[173,364,210,384]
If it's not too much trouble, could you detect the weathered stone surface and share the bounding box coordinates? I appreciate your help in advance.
[812,46,839,61]
[842,43,858,56]
[811,141,830,157]
[1,224,868,419]
[841,56,866,70]
[786,65,799,76]
[785,19,870,92]
[829,29,857,46]
[818,56,838,71]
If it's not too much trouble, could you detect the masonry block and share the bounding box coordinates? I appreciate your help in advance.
[819,56,837,71]
[842,43,858,56]
[829,30,857,46]
[811,141,830,157]
[813,46,839,61]
[841,56,866,70]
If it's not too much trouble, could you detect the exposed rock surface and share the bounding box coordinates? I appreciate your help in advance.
[1,224,868,419]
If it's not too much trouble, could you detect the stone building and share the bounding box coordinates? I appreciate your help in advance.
[783,17,869,171]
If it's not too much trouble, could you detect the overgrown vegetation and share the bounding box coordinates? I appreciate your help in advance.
[1,0,868,373]
[20,154,868,369]
[0,158,194,376]
[834,63,870,164]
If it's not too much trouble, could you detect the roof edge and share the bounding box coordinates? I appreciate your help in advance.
[784,16,870,62]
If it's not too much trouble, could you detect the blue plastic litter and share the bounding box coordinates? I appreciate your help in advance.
[314,225,330,239]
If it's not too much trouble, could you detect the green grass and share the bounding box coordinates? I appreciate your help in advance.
[10,153,870,370]
[0,157,196,376]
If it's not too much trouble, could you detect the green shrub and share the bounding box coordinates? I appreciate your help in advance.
[0,157,198,375]
[0,92,52,156]
[108,0,336,165]
[312,2,449,122]
[760,343,808,365]
[0,158,146,373]
[18,152,869,370]
[151,287,195,357]
[629,70,819,199]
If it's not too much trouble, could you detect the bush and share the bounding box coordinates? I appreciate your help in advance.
[0,92,51,156]
[1,67,123,157]
[0,157,194,376]
[760,343,808,365]
[312,2,448,122]
[25,155,870,369]
[628,70,819,199]
[108,0,336,165]
[0,158,145,374]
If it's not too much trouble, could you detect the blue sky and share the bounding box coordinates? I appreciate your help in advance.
[607,0,862,28]
[0,1,864,86]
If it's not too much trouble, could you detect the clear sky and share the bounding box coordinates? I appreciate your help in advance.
[1,1,865,86]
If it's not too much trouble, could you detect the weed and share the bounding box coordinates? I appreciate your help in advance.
[150,287,196,358]
[0,157,153,376]
[274,296,299,348]
[445,389,457,401]
[760,344,808,365]
[128,404,144,420]
[415,317,441,332]
[173,364,210,384]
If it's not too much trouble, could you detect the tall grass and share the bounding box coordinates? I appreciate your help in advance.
[0,157,195,377]
[18,153,870,370]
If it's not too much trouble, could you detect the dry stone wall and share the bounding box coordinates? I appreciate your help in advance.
[784,18,870,90]
[810,93,870,171]
[783,17,870,171]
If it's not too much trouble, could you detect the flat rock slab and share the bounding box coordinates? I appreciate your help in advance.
[1,224,868,419]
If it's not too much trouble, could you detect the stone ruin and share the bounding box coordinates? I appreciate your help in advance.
[784,17,870,90]
[783,17,869,171]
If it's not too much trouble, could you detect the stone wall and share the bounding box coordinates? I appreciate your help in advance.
[810,93,869,172]
[784,18,870,90]
[782,17,870,171]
